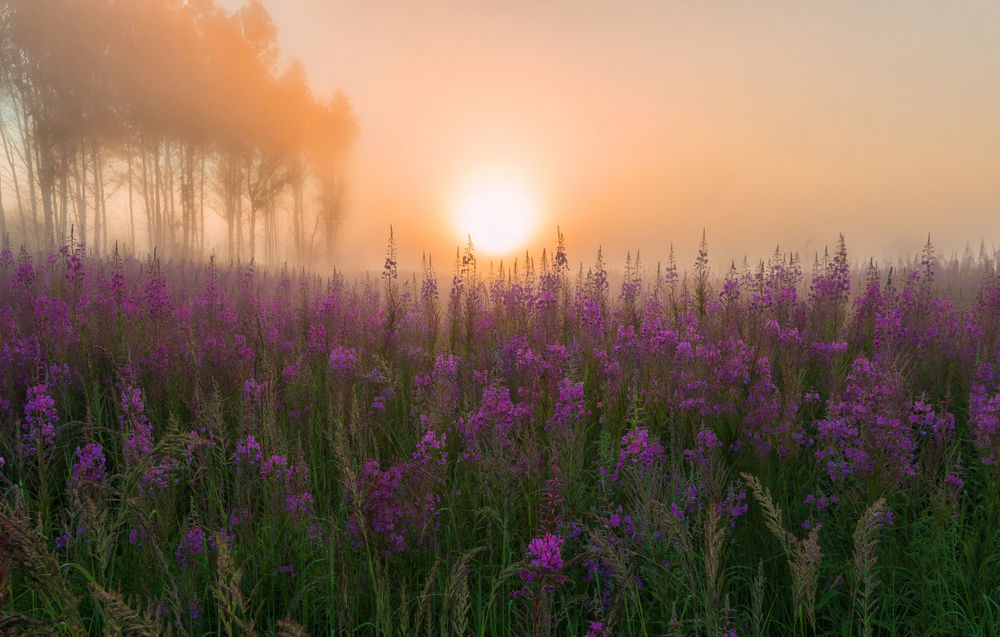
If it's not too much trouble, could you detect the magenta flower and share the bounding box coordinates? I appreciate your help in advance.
[174,524,207,569]
[71,442,107,491]
[22,384,58,458]
[613,427,665,483]
[328,346,357,376]
[527,533,564,571]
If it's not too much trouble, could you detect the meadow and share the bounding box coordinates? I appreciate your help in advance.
[2,233,1000,636]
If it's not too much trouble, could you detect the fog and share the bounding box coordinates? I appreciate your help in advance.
[3,1,999,274]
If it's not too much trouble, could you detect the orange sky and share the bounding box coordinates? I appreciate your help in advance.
[220,0,1000,272]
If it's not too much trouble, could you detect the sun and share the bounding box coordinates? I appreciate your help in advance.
[452,174,540,255]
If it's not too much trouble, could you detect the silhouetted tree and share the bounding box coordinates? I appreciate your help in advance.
[0,0,357,265]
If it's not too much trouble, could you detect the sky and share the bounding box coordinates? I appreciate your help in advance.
[219,0,1000,272]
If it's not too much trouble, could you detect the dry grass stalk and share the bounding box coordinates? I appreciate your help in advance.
[703,502,726,633]
[0,503,84,633]
[276,617,310,637]
[579,520,643,633]
[751,558,765,636]
[0,610,67,635]
[211,532,257,637]
[651,500,698,597]
[413,556,440,637]
[789,525,822,630]
[852,498,887,637]
[87,582,163,636]
[442,547,485,637]
[742,472,823,632]
[740,473,789,554]
[397,580,411,636]
[78,492,116,583]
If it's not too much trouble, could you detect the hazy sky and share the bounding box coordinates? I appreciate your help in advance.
[220,0,1000,271]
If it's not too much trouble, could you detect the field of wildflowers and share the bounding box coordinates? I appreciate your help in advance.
[2,233,1000,635]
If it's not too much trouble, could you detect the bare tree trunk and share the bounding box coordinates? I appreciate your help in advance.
[35,142,54,247]
[0,153,6,238]
[74,145,87,247]
[127,144,136,254]
[291,167,304,261]
[152,141,161,251]
[199,150,205,255]
[141,142,153,253]
[92,141,105,255]
[165,142,176,254]
[0,113,27,238]
[58,167,69,244]
[22,109,41,243]
[179,143,196,259]
[246,158,257,263]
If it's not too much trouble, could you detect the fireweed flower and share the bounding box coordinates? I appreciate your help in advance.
[530,533,563,569]
[120,385,153,463]
[520,532,564,584]
[945,471,964,492]
[22,384,58,458]
[328,346,357,376]
[546,379,588,451]
[70,442,107,491]
[242,378,270,405]
[187,598,203,628]
[970,365,1000,465]
[613,428,665,483]
[345,458,441,555]
[234,435,264,471]
[718,486,749,527]
[684,428,722,468]
[261,454,293,485]
[586,620,611,637]
[413,428,448,465]
[139,456,180,496]
[174,524,207,569]
[814,356,939,490]
[55,526,85,551]
[284,491,315,519]
[458,384,531,462]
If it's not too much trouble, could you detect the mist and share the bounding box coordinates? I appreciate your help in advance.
[2,1,999,275]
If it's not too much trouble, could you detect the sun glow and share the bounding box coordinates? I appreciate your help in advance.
[452,174,540,255]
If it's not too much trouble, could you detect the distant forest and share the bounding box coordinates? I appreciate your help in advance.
[0,0,357,266]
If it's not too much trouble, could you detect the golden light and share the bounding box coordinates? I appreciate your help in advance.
[452,173,540,255]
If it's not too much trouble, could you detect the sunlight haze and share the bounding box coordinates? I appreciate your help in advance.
[217,0,1000,269]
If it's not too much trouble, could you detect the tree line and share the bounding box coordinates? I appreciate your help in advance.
[0,0,357,266]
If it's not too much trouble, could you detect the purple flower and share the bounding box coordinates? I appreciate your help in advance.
[945,471,964,492]
[718,486,748,527]
[242,378,270,405]
[261,454,293,485]
[234,435,263,470]
[174,524,207,569]
[346,458,441,555]
[614,428,665,483]
[22,384,59,458]
[527,532,564,571]
[284,491,315,519]
[71,442,107,490]
[414,428,448,465]
[187,598,203,628]
[328,346,357,376]
[814,357,933,489]
[139,456,180,496]
[684,428,722,467]
[121,385,153,464]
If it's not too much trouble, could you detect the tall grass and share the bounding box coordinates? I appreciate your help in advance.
[1,234,999,634]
